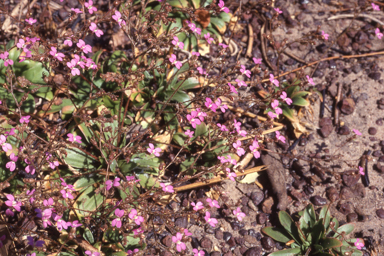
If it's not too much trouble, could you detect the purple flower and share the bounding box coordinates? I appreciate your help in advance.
[84,0,97,14]
[160,183,174,193]
[204,211,218,227]
[112,208,125,228]
[186,111,202,129]
[240,65,251,78]
[129,209,144,225]
[112,11,126,27]
[191,201,204,211]
[185,129,194,138]
[67,133,82,143]
[169,54,182,69]
[5,194,22,212]
[27,236,45,247]
[20,115,30,124]
[206,198,220,208]
[0,51,13,66]
[253,58,262,64]
[172,232,186,252]
[90,23,104,37]
[269,74,279,87]
[218,0,229,13]
[26,18,37,25]
[6,153,18,172]
[85,251,100,256]
[275,131,286,143]
[280,91,292,105]
[321,30,329,40]
[233,140,245,156]
[147,143,162,157]
[77,39,92,54]
[233,207,246,221]
[250,140,260,159]
[171,36,184,49]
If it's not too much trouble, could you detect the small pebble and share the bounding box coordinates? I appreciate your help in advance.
[223,232,232,242]
[311,195,327,206]
[261,237,275,250]
[347,213,358,222]
[162,235,173,247]
[244,247,262,256]
[376,209,384,219]
[200,237,213,250]
[368,127,377,135]
[215,230,223,240]
[377,118,384,126]
[342,170,360,187]
[340,98,355,115]
[257,213,267,225]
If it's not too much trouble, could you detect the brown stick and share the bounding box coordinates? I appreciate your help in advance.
[334,83,342,126]
[283,50,308,64]
[246,24,254,58]
[328,13,384,26]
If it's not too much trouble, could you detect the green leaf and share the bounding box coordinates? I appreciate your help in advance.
[319,237,343,249]
[302,204,316,230]
[195,122,208,137]
[292,96,309,107]
[0,87,36,113]
[73,175,103,191]
[286,85,300,97]
[334,223,355,237]
[267,247,301,256]
[279,211,302,245]
[83,228,95,244]
[311,220,325,245]
[210,16,226,34]
[137,173,157,189]
[282,107,296,122]
[262,227,292,243]
[75,185,105,217]
[112,252,128,256]
[64,147,96,169]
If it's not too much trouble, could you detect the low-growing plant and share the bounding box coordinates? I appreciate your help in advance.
[262,204,363,256]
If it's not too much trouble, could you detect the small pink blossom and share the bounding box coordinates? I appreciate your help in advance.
[193,249,205,256]
[280,91,292,105]
[61,190,74,199]
[126,249,139,255]
[5,194,22,211]
[172,232,186,252]
[233,207,246,221]
[20,115,30,124]
[228,82,238,94]
[183,228,192,236]
[25,165,35,175]
[192,51,200,56]
[90,23,104,37]
[147,143,162,157]
[77,39,92,54]
[106,177,120,190]
[112,11,126,27]
[235,79,247,87]
[197,66,207,75]
[49,161,59,169]
[169,54,182,69]
[66,60,80,76]
[67,133,82,143]
[43,198,54,206]
[372,3,380,11]
[321,30,329,40]
[268,111,278,119]
[191,201,204,211]
[187,22,201,35]
[129,209,144,225]
[204,33,214,44]
[269,74,279,87]
[274,8,283,14]
[250,140,260,159]
[112,208,124,228]
[215,98,228,113]
[271,100,282,115]
[375,28,383,39]
[187,111,202,128]
[275,131,286,144]
[61,178,76,191]
[253,58,262,64]
[217,123,229,132]
[204,211,218,227]
[195,108,207,122]
[0,51,14,66]
[353,129,362,136]
[218,0,229,13]
[84,0,97,14]
[226,168,237,181]
[6,153,18,172]
[85,251,100,256]
[49,47,65,61]
[26,18,37,25]
[233,119,241,131]
[219,43,228,48]
[64,38,73,47]
[359,166,365,176]
[160,183,174,193]
[205,98,218,112]
[306,75,315,86]
[233,140,245,156]
[71,8,83,14]
[354,238,364,250]
[185,129,194,138]
[206,198,220,208]
[240,65,251,78]
[171,36,184,49]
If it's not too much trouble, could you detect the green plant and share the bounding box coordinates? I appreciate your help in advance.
[262,204,363,256]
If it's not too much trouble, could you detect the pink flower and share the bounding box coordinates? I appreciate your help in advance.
[61,190,74,199]
[192,51,200,56]
[183,228,192,236]
[71,220,82,228]
[187,111,202,128]
[219,43,228,48]
[71,8,83,14]
[84,0,97,14]
[233,140,245,156]
[90,23,104,37]
[218,0,229,13]
[185,129,194,138]
[204,33,214,44]
[112,208,124,228]
[187,22,201,35]
[269,74,279,87]
[5,128,16,136]
[56,217,71,231]
[64,38,73,47]
[375,28,383,39]
[372,3,380,11]
[253,58,262,64]
[5,194,22,212]
[0,51,13,66]
[5,209,14,217]
[233,207,246,221]
[126,249,139,255]
[171,36,184,49]
[280,91,292,105]
[66,60,80,76]
[226,168,237,181]
[49,161,59,169]
[205,98,218,112]
[275,131,286,143]
[206,198,220,208]
[271,100,282,115]
[43,198,54,206]
[6,153,18,172]
[306,75,315,86]
[321,30,329,40]
[197,66,207,75]
[204,211,218,227]
[217,123,229,132]
[106,177,120,190]
[169,54,182,69]
[133,227,144,235]
[20,115,30,124]
[49,47,65,61]
[215,98,228,113]
[25,165,35,175]
[26,18,37,25]
[274,8,283,14]
[233,119,241,131]
[129,209,144,225]
[250,140,260,159]
[112,11,126,27]
[191,201,204,211]
[160,183,174,193]
[193,249,205,256]
[268,111,278,119]
[354,238,364,250]
[147,143,162,157]
[77,39,92,54]
[61,178,76,191]
[196,108,207,122]
[240,65,251,78]
[172,232,186,252]
[228,82,238,94]
[359,166,365,176]
[67,133,82,143]
[235,79,247,87]
[353,129,362,136]
[85,251,100,256]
